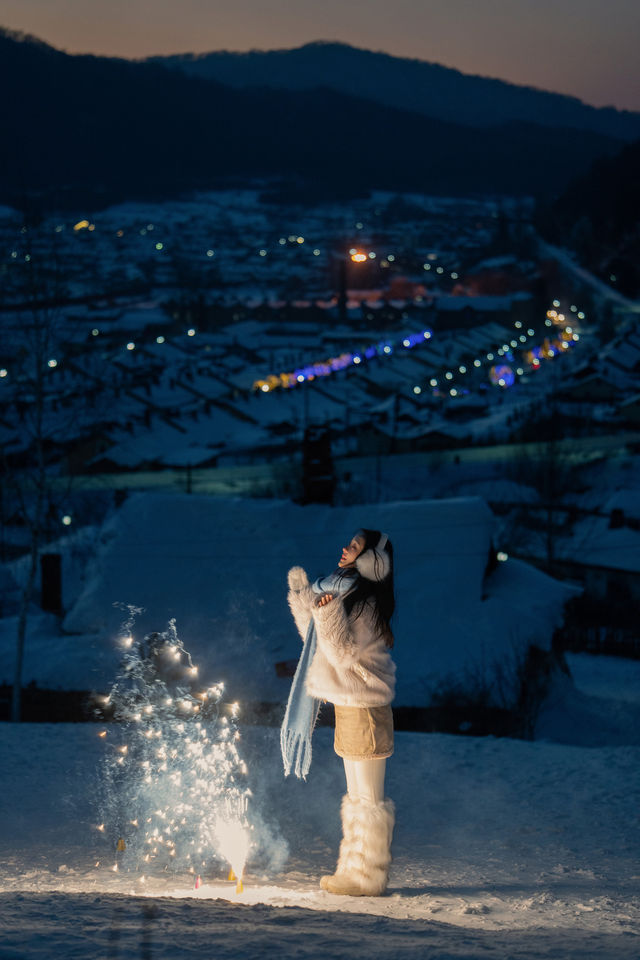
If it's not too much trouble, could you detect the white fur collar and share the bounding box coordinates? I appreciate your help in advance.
[356,547,390,582]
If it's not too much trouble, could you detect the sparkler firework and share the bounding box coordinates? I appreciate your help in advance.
[96,609,252,888]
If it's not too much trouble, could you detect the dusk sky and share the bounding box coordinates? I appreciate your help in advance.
[2,0,640,111]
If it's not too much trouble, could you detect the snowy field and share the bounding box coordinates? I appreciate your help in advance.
[1,718,639,959]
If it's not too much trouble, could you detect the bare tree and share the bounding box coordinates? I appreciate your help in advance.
[1,229,73,720]
[505,400,582,574]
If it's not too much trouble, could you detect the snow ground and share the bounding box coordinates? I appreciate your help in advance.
[1,494,639,957]
[566,653,640,705]
[0,721,638,958]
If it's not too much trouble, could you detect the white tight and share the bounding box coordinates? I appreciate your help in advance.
[343,758,386,803]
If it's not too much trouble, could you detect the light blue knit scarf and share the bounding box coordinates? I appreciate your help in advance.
[280,570,357,779]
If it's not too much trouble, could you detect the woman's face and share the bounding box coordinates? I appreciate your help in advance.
[338,534,365,568]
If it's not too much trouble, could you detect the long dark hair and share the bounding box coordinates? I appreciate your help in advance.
[339,528,395,648]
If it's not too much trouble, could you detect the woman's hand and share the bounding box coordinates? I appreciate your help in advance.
[288,566,309,592]
[315,593,334,607]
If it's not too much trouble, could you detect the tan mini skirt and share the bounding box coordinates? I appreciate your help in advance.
[333,704,394,760]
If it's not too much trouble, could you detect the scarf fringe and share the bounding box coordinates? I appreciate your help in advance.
[280,718,318,780]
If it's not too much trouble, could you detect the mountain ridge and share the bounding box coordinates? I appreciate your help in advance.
[148,39,640,142]
[0,28,629,212]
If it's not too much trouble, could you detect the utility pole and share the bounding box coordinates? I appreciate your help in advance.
[338,259,347,325]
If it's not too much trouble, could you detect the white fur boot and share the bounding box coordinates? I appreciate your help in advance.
[320,794,395,896]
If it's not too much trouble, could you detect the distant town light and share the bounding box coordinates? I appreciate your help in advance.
[577,312,585,320]
[423,330,431,339]
[436,266,444,274]
[116,229,124,237]
[474,359,481,367]
[572,333,580,341]
[279,238,286,245]
[355,222,363,229]
[368,251,376,259]
[351,253,367,262]
[545,319,553,326]
[206,249,214,257]
[570,304,577,312]
[259,249,267,256]
[387,254,395,262]
[313,249,321,256]
[423,263,431,270]
[187,329,196,337]
[297,237,305,244]
[383,345,392,354]
[553,299,560,307]
[403,339,411,347]
[459,365,466,374]
[0,369,7,378]
[156,336,165,344]
[353,356,362,364]
[413,386,422,394]
[73,220,90,232]
[566,326,572,334]
[62,515,72,526]
[147,223,154,231]
[486,353,494,361]
[445,372,453,380]
[430,378,438,387]
[450,388,458,396]
[427,253,437,260]
[515,321,522,328]
[451,272,458,279]
[297,374,305,382]
[516,368,524,375]
[519,335,526,343]
[91,328,100,336]
[127,342,135,351]
[288,235,297,243]
[155,242,163,251]
[497,551,508,562]
[349,248,357,255]
[510,340,518,348]
[498,378,506,387]
[261,384,270,392]
[527,329,535,336]
[48,358,58,368]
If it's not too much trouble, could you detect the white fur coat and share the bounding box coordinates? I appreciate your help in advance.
[287,549,396,708]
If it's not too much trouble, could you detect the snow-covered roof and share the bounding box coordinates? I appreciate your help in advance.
[57,494,574,705]
[435,295,514,313]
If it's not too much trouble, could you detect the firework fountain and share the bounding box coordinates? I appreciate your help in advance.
[96,607,252,892]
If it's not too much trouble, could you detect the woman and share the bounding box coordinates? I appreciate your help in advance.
[286,528,396,896]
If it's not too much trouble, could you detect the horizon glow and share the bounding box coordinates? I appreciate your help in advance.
[1,0,639,111]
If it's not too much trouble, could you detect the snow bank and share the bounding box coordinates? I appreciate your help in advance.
[51,495,575,704]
